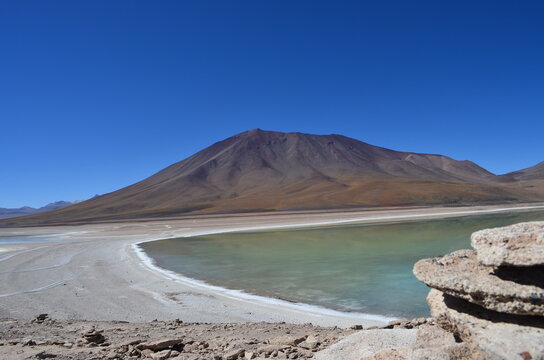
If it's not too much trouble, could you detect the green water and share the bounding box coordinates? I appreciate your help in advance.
[141,210,544,318]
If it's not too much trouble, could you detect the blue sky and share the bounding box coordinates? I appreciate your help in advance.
[1,1,543,208]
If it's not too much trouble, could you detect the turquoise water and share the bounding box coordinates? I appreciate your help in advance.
[141,210,544,318]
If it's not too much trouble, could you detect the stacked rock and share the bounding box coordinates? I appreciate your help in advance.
[414,221,544,360]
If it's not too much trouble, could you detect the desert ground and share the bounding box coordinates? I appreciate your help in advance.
[1,203,543,325]
[1,204,544,359]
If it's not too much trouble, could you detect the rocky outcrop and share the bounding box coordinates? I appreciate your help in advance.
[428,289,543,360]
[414,249,544,315]
[314,325,475,360]
[414,221,544,360]
[471,221,544,266]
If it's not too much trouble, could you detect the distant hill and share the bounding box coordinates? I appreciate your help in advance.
[502,162,544,181]
[0,201,74,219]
[2,129,543,227]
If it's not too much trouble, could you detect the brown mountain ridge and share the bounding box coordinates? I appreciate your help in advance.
[502,161,544,181]
[2,129,543,226]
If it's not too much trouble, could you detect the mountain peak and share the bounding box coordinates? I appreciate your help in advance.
[1,130,542,226]
[247,128,264,134]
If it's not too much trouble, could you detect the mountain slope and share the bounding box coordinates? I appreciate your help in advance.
[503,162,544,181]
[2,129,542,226]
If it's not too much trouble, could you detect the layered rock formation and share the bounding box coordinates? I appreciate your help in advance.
[414,221,544,360]
[471,222,544,267]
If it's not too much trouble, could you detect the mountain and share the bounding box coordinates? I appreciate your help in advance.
[502,162,544,181]
[0,201,74,219]
[1,129,543,226]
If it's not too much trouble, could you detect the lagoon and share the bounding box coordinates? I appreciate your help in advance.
[141,210,544,318]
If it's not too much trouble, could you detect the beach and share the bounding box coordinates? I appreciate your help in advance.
[1,203,543,329]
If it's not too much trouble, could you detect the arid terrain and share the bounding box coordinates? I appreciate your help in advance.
[0,317,351,360]
[1,205,544,359]
[1,314,448,360]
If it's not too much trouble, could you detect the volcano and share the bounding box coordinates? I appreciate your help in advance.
[2,129,543,226]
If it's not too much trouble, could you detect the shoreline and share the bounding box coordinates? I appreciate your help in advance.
[0,203,543,327]
[131,242,396,324]
[130,203,544,324]
[140,204,544,238]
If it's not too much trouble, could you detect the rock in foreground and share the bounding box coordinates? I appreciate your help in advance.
[471,221,544,266]
[414,221,544,360]
[0,319,347,360]
[314,325,474,360]
[428,289,544,360]
[414,249,544,315]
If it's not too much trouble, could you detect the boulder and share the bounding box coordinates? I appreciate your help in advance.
[359,345,473,360]
[360,348,410,360]
[31,314,49,324]
[256,344,289,355]
[137,338,184,351]
[411,344,474,360]
[414,249,544,315]
[314,325,470,360]
[268,335,306,346]
[427,289,544,360]
[35,352,58,359]
[414,324,456,348]
[150,350,172,360]
[471,221,544,266]
[313,329,418,360]
[224,349,245,360]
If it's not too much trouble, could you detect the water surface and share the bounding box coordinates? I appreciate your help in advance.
[141,210,544,318]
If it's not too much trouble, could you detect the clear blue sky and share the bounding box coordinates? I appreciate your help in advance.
[1,1,543,208]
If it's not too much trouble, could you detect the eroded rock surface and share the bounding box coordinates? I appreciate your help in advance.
[313,329,418,360]
[428,289,544,360]
[413,221,544,359]
[471,221,544,267]
[314,324,474,360]
[414,249,544,315]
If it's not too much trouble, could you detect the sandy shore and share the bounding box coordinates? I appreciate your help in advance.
[0,203,543,328]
